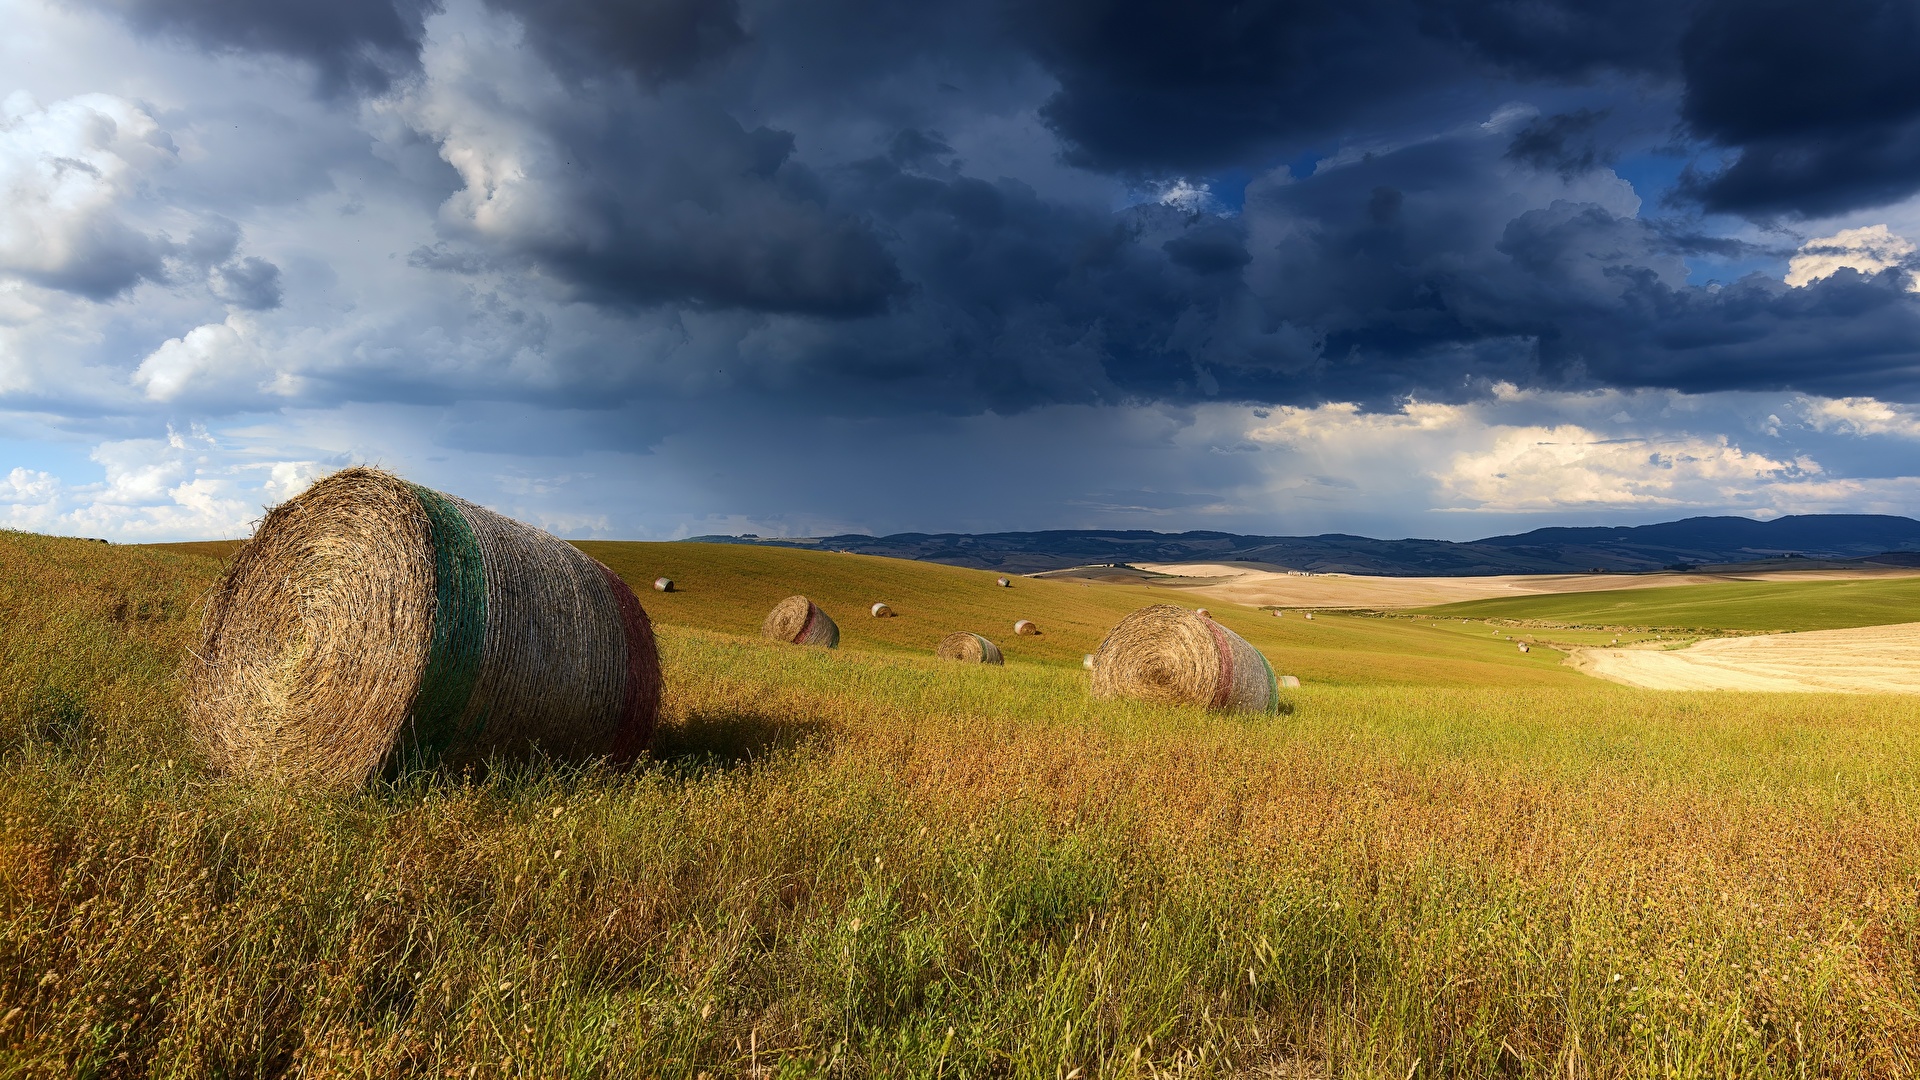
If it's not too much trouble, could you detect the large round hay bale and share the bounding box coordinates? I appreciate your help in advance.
[1014,619,1040,636]
[183,467,661,788]
[936,631,1003,665]
[1090,604,1278,713]
[763,595,839,647]
[870,602,893,618]
[653,577,674,592]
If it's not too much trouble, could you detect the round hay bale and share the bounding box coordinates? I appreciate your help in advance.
[1273,610,1283,617]
[1090,604,1278,713]
[1014,619,1040,636]
[1304,612,1314,620]
[1195,608,1211,619]
[653,577,674,592]
[996,577,1012,587]
[183,467,661,788]
[763,595,839,648]
[870,602,893,618]
[936,631,1003,665]
[1082,653,1096,670]
[1517,643,1530,653]
[1278,675,1301,689]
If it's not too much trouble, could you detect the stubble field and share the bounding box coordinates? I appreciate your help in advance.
[4,531,1919,1078]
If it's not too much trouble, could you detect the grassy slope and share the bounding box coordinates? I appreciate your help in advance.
[1417,574,1920,632]
[4,533,1911,1074]
[580,541,1583,688]
[147,539,1587,686]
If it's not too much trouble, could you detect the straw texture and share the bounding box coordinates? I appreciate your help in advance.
[935,631,1003,665]
[763,595,839,647]
[1090,604,1279,713]
[184,467,660,788]
[1014,619,1040,636]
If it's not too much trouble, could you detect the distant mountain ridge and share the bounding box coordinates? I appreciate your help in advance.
[687,514,1920,576]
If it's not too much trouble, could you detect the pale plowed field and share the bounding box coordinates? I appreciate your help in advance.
[1568,622,1920,693]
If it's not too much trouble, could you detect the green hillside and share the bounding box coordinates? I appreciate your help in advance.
[580,541,1584,687]
[1417,574,1920,632]
[143,538,1586,687]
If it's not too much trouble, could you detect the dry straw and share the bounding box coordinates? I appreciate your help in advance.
[870,602,894,618]
[184,467,661,788]
[1090,604,1279,713]
[653,577,674,592]
[1014,619,1040,636]
[935,631,1003,665]
[763,595,840,647]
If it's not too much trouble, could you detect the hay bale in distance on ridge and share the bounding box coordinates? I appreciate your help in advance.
[184,467,661,788]
[870,602,894,618]
[1014,619,1040,636]
[1090,604,1279,713]
[764,595,840,647]
[653,577,674,592]
[936,631,1003,664]
[996,577,1012,588]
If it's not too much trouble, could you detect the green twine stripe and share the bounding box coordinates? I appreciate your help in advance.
[401,484,488,764]
[1256,648,1279,713]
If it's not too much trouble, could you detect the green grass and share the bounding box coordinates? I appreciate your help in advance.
[1416,574,1920,633]
[6,531,1920,1076]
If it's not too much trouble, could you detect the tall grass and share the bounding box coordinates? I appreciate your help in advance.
[3,533,1919,1077]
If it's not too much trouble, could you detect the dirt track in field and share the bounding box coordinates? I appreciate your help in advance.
[1127,563,1920,610]
[1566,623,1920,693]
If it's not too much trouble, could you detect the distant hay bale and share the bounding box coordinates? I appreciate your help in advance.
[1304,612,1314,620]
[1518,643,1530,653]
[763,595,839,648]
[653,577,674,592]
[183,467,661,789]
[1195,608,1211,619]
[996,577,1011,588]
[1014,619,1040,636]
[936,631,1003,665]
[1090,604,1278,713]
[870,602,893,618]
[1278,675,1301,689]
[1082,653,1095,670]
[1273,610,1283,617]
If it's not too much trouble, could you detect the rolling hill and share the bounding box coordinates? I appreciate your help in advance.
[687,513,1920,575]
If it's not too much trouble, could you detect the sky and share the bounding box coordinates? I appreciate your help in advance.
[3,0,1920,542]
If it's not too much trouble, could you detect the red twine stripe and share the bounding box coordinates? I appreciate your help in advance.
[597,561,662,764]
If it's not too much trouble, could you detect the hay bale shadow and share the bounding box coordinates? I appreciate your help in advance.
[651,708,834,770]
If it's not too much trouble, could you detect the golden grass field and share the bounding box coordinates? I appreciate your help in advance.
[6,530,1920,1078]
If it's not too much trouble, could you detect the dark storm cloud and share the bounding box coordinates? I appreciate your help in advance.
[1678,0,1920,216]
[482,0,747,86]
[63,0,1920,411]
[1246,132,1920,400]
[1018,0,1681,173]
[209,256,284,310]
[80,0,438,95]
[1505,109,1612,178]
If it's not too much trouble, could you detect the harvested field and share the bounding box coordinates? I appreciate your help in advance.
[1569,622,1920,693]
[1130,562,1920,610]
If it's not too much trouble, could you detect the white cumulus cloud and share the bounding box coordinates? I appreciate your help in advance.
[0,91,177,298]
[1783,224,1919,291]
